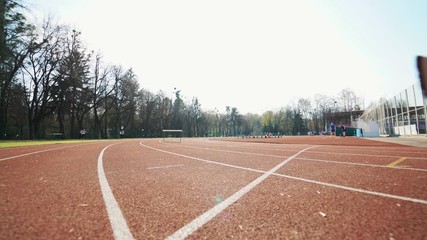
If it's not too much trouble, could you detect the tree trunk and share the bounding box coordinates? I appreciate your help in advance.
[93,106,100,139]
[58,108,65,138]
[28,111,34,139]
[0,99,7,139]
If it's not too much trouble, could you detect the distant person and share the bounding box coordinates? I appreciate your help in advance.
[330,122,336,137]
[341,124,346,137]
[80,129,86,139]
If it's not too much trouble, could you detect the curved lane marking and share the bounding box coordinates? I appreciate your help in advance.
[0,145,78,162]
[98,143,134,240]
[141,142,315,240]
[0,141,104,162]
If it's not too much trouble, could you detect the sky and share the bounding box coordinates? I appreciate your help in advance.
[28,0,427,114]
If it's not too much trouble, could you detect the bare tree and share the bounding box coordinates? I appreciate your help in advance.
[118,69,140,137]
[185,97,202,136]
[139,89,157,137]
[314,94,336,132]
[90,53,114,138]
[338,88,362,122]
[338,88,358,112]
[154,91,173,132]
[22,19,66,139]
[54,29,92,138]
[297,98,311,133]
[171,89,184,131]
[0,0,35,138]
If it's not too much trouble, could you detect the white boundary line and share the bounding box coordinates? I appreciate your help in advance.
[0,145,81,162]
[270,172,427,204]
[0,141,107,162]
[175,144,427,172]
[140,143,267,174]
[308,150,427,160]
[295,157,427,172]
[156,144,316,240]
[181,142,427,160]
[97,143,134,240]
[206,138,427,153]
[140,142,427,206]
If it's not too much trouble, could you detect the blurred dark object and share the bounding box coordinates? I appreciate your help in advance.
[417,56,427,97]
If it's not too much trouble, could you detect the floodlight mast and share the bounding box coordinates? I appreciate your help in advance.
[324,99,337,132]
[417,56,427,97]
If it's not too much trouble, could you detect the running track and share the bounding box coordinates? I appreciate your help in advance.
[1,137,426,239]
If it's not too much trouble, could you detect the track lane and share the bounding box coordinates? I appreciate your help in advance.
[181,139,427,163]
[0,141,114,161]
[2,138,426,239]
[145,139,427,201]
[143,139,426,237]
[277,158,427,200]
[0,141,120,239]
[188,177,427,239]
[102,140,263,239]
[147,140,427,201]
[151,142,306,172]
[177,142,427,171]
[121,139,427,238]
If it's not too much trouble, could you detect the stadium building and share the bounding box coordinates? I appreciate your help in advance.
[357,82,426,137]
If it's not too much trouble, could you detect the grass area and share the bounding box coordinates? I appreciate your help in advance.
[0,139,101,149]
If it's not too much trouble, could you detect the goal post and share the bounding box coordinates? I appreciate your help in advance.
[162,129,183,143]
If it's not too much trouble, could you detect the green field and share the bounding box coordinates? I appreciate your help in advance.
[0,140,100,149]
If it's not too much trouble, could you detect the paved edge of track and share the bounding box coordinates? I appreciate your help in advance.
[97,143,134,240]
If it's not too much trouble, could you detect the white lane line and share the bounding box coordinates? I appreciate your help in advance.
[98,143,134,240]
[177,144,427,173]
[308,150,427,160]
[140,143,266,174]
[141,142,314,240]
[295,157,427,172]
[0,145,79,161]
[179,144,301,158]
[0,141,106,162]
[140,142,427,205]
[147,164,184,170]
[199,140,427,158]
[270,172,427,205]
[178,142,427,160]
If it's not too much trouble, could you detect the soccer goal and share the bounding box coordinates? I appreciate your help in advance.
[162,129,183,143]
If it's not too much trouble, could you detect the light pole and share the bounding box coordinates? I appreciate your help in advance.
[215,108,219,137]
[325,99,337,132]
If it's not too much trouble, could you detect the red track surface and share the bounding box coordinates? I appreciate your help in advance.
[1,136,427,239]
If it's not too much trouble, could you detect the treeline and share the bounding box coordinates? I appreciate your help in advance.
[0,1,364,139]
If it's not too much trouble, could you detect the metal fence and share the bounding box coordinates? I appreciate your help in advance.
[360,82,427,135]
